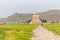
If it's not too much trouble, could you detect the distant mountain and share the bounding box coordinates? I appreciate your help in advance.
[37,10,60,23]
[7,13,33,23]
[0,10,60,23]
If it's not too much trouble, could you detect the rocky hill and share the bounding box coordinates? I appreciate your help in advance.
[0,10,60,23]
[37,10,60,23]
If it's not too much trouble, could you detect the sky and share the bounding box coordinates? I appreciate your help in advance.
[0,0,60,18]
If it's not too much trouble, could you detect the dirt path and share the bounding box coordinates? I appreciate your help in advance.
[31,25,60,40]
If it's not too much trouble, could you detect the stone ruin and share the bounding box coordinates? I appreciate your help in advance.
[30,15,41,24]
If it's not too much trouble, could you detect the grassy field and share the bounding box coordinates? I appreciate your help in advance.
[43,23,60,35]
[0,24,38,40]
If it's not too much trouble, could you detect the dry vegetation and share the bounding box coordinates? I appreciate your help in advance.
[0,24,38,40]
[43,23,60,35]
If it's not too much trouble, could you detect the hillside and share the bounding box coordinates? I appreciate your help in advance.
[37,10,60,23]
[0,10,60,23]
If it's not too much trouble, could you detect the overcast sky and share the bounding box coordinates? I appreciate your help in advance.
[0,0,60,18]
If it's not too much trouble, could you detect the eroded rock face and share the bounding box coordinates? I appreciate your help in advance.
[30,15,41,24]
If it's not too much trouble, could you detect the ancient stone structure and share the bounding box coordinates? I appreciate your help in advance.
[30,15,41,24]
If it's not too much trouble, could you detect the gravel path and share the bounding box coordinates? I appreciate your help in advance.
[31,25,60,40]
